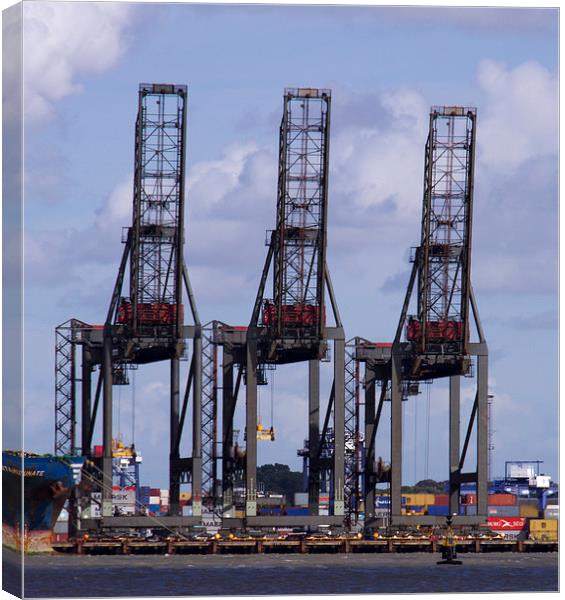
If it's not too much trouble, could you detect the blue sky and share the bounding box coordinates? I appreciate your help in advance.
[7,2,558,488]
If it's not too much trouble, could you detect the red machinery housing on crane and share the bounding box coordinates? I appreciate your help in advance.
[261,301,324,328]
[406,318,464,344]
[117,301,184,326]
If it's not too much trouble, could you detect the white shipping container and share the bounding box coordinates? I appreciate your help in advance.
[160,489,169,497]
[149,496,160,504]
[544,506,559,519]
[182,505,192,517]
[113,490,136,505]
[57,508,69,522]
[83,502,101,519]
[53,520,68,534]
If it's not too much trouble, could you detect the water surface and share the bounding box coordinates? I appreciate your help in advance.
[7,551,558,597]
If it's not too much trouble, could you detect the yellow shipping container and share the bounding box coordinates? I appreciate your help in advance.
[529,519,558,542]
[519,504,539,518]
[403,493,435,506]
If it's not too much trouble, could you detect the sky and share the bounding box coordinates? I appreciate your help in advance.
[4,1,558,488]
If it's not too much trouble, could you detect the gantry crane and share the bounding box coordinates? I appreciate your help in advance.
[356,106,488,527]
[55,84,203,529]
[213,88,346,528]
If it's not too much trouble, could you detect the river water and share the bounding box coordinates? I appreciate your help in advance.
[4,550,558,597]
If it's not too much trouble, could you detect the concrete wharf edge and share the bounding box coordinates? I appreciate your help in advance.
[52,539,558,555]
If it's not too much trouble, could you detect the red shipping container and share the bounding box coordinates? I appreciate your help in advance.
[93,445,104,458]
[487,517,526,531]
[434,494,449,506]
[488,494,516,506]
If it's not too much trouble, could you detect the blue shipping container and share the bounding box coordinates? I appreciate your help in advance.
[428,505,449,516]
[259,507,282,515]
[287,507,309,516]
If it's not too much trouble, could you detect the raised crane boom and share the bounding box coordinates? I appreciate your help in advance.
[405,106,477,378]
[119,84,187,339]
[260,88,332,362]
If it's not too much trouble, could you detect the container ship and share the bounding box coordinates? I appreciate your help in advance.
[2,451,84,552]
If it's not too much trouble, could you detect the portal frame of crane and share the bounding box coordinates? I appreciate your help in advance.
[354,283,488,529]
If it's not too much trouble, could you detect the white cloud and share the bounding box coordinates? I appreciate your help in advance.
[23,2,134,122]
[3,5,22,123]
[331,89,427,215]
[477,59,558,172]
[95,174,133,231]
[187,142,258,209]
[384,7,556,34]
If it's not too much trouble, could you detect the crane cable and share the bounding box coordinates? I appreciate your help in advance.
[131,370,136,447]
[117,383,122,442]
[270,370,275,431]
[425,384,431,479]
[67,459,190,541]
[414,394,418,484]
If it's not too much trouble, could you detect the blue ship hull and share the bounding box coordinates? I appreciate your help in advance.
[2,452,84,552]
